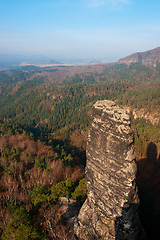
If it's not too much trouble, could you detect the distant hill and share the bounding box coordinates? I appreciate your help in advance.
[89,60,102,65]
[49,59,62,64]
[0,54,61,70]
[119,47,160,66]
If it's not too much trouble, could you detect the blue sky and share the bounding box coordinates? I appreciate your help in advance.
[0,0,160,61]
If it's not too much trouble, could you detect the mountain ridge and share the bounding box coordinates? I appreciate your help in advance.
[119,47,160,66]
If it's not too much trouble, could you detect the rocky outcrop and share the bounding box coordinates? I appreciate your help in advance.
[130,108,160,125]
[74,100,144,240]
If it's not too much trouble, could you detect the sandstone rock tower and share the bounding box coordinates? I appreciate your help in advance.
[74,100,144,240]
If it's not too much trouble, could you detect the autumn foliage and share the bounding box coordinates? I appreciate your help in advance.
[0,124,86,239]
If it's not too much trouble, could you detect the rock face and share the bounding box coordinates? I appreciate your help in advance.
[74,100,144,240]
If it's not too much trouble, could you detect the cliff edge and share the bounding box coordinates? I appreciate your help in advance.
[74,100,144,240]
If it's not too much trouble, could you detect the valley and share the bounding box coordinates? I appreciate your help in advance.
[0,47,160,239]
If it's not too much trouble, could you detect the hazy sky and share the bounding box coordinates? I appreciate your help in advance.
[0,0,160,61]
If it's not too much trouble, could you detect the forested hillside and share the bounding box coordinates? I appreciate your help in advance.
[119,47,160,66]
[0,121,86,239]
[0,55,160,239]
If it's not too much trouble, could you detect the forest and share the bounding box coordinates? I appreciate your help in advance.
[0,61,160,239]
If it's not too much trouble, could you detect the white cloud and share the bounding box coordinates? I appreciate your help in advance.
[110,0,130,4]
[84,0,131,8]
[86,0,106,8]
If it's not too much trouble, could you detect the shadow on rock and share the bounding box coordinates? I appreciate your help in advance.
[136,142,160,240]
[115,202,145,240]
[146,142,157,162]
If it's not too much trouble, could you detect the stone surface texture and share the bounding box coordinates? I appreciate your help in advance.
[74,100,144,240]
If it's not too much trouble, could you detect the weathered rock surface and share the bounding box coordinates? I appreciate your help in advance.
[74,100,144,240]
